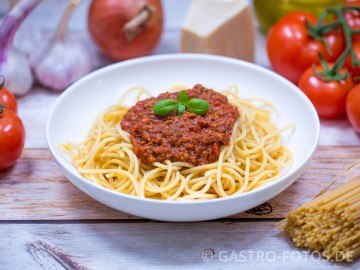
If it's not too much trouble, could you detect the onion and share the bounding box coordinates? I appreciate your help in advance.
[88,0,163,61]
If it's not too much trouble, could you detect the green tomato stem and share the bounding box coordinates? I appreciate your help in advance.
[318,21,342,35]
[305,19,333,54]
[332,48,350,75]
[342,6,360,12]
[315,50,349,81]
[0,75,4,90]
[316,9,327,28]
[330,7,360,69]
[308,6,360,81]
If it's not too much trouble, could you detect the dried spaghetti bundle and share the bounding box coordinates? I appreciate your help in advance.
[279,176,360,262]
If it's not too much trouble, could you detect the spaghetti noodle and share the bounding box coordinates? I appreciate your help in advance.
[60,85,293,200]
[278,176,360,262]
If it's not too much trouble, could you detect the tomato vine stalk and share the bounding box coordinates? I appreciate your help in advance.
[306,6,360,81]
[0,75,4,90]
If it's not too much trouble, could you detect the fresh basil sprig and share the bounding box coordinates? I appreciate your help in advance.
[153,91,210,116]
[153,100,178,116]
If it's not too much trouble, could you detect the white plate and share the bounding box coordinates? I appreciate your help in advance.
[46,54,320,222]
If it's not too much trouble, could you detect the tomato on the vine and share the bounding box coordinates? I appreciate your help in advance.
[346,84,360,133]
[344,9,360,41]
[346,0,360,3]
[344,1,360,41]
[0,107,25,171]
[0,79,17,113]
[345,41,360,78]
[298,64,354,118]
[267,11,346,84]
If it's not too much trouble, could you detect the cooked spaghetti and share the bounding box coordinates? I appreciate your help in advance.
[60,85,293,200]
[278,176,360,262]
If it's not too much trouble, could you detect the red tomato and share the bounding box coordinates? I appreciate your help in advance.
[0,84,18,113]
[345,41,360,78]
[346,84,360,133]
[0,108,25,171]
[344,4,360,42]
[298,64,354,118]
[267,11,346,84]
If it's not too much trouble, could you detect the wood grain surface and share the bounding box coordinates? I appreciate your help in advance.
[0,222,358,270]
[1,1,360,269]
[1,146,359,221]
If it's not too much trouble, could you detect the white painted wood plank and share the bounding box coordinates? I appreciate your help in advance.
[0,222,358,269]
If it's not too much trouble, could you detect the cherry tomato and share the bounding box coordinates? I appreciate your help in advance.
[0,84,18,113]
[345,41,360,78]
[344,4,360,42]
[267,11,346,84]
[298,64,354,118]
[0,107,25,171]
[346,84,360,133]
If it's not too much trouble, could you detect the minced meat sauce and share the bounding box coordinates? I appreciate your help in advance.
[121,84,239,165]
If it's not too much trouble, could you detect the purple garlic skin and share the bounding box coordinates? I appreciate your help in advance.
[0,0,42,96]
[29,0,92,91]
[14,24,43,57]
[0,47,33,95]
[31,36,92,91]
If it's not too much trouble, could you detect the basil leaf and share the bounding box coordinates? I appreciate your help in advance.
[153,99,178,116]
[177,90,189,103]
[177,103,186,115]
[186,98,210,115]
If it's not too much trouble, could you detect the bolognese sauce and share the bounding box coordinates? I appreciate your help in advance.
[121,84,239,165]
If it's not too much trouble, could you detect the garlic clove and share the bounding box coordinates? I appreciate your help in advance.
[14,23,43,58]
[29,0,92,91]
[31,37,92,91]
[0,47,33,96]
[0,0,42,96]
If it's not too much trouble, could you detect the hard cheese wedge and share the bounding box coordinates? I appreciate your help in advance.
[180,0,255,62]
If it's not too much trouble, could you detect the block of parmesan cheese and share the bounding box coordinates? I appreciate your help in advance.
[180,0,255,62]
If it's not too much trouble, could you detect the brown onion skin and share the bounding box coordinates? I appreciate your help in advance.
[88,0,163,61]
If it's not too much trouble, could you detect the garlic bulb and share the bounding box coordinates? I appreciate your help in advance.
[11,0,43,58]
[1,48,33,96]
[32,37,92,91]
[30,0,92,91]
[0,0,41,96]
[14,24,43,57]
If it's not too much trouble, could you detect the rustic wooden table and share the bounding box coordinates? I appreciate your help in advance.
[1,1,360,269]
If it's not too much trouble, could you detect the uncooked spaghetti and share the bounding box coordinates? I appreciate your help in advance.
[60,85,293,200]
[278,176,360,262]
